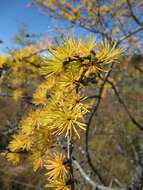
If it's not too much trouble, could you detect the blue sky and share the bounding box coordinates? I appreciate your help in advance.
[0,0,55,52]
[0,0,143,53]
[0,0,88,53]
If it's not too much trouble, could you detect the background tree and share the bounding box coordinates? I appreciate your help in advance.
[12,24,40,47]
[31,0,143,53]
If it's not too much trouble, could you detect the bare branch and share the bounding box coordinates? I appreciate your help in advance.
[126,0,143,26]
[73,158,126,190]
[119,26,143,44]
[67,136,75,190]
[107,79,143,131]
[85,67,113,184]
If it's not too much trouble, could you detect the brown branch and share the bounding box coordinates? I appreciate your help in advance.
[67,136,75,190]
[0,93,12,97]
[85,66,113,185]
[126,0,143,27]
[18,48,48,61]
[134,65,143,73]
[0,169,42,189]
[107,79,143,131]
[127,141,143,190]
[86,95,100,100]
[119,26,143,44]
[72,158,126,190]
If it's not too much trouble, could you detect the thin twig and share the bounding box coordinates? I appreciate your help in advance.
[85,67,113,184]
[126,0,143,26]
[107,79,143,131]
[67,135,75,190]
[119,26,143,44]
[72,158,126,190]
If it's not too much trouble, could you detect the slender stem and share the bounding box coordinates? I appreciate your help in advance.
[126,0,143,26]
[85,67,113,184]
[118,26,143,44]
[67,135,75,190]
[67,136,70,160]
[73,158,126,190]
[107,79,143,130]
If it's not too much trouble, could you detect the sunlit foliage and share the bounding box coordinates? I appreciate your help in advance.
[0,37,123,189]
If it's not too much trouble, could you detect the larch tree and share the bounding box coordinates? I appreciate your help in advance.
[0,1,143,190]
[1,37,124,190]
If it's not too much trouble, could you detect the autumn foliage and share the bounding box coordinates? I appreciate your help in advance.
[0,1,143,190]
[0,38,123,189]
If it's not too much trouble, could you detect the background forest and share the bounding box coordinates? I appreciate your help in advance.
[0,0,143,190]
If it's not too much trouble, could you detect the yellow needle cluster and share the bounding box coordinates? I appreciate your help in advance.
[5,37,123,189]
[45,153,68,180]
